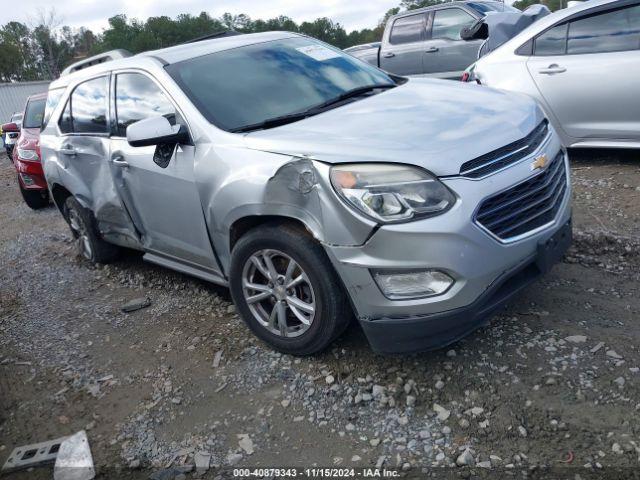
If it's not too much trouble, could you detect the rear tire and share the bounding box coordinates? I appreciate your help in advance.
[20,183,49,210]
[63,196,120,264]
[229,223,352,356]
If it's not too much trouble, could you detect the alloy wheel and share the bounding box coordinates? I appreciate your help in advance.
[67,208,93,260]
[241,249,316,338]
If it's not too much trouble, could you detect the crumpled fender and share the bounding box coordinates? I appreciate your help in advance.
[194,144,377,273]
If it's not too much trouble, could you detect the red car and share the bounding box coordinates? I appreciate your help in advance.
[9,92,49,209]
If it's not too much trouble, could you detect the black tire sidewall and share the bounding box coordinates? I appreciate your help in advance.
[19,181,49,210]
[229,225,349,355]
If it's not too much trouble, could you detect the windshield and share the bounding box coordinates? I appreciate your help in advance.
[467,2,520,14]
[166,37,395,132]
[23,98,46,129]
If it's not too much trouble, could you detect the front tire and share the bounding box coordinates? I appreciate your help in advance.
[229,223,351,356]
[20,183,49,210]
[63,196,120,264]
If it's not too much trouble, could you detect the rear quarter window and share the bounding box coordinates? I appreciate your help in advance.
[42,88,65,130]
[389,14,426,45]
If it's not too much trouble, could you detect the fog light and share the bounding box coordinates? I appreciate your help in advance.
[20,174,35,186]
[373,269,454,300]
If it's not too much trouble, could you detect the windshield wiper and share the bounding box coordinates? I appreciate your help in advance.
[309,83,396,112]
[231,83,396,133]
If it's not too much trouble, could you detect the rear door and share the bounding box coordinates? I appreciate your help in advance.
[109,71,220,271]
[526,3,640,140]
[56,75,139,246]
[424,7,482,78]
[380,13,428,76]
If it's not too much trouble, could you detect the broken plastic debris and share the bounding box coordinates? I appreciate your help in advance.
[53,431,95,480]
[1,435,68,473]
[121,297,151,313]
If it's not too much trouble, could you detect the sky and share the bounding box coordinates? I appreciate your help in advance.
[3,0,404,33]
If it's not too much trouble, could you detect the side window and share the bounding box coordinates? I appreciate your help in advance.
[567,5,640,54]
[115,73,176,137]
[389,14,425,45]
[534,24,568,56]
[42,88,65,130]
[58,76,109,135]
[432,8,476,40]
[59,100,73,134]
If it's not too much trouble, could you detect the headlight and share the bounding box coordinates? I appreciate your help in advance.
[330,163,455,223]
[17,148,39,161]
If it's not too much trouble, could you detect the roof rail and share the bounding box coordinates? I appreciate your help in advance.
[183,30,243,44]
[60,49,132,77]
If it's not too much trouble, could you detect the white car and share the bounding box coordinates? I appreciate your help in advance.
[4,112,23,156]
[464,0,640,149]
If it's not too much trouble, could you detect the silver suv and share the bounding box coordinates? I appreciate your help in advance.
[41,32,572,355]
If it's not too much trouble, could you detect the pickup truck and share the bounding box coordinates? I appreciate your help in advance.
[348,0,519,79]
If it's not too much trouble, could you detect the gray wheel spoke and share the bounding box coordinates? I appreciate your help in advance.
[246,291,272,304]
[286,295,314,315]
[250,255,270,278]
[284,258,297,284]
[276,302,288,337]
[286,274,306,289]
[268,304,278,329]
[243,280,271,293]
[262,253,279,280]
[288,304,312,325]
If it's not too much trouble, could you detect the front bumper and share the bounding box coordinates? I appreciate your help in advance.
[358,218,572,354]
[324,140,572,354]
[15,158,47,190]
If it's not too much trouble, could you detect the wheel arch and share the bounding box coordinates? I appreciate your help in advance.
[229,215,315,253]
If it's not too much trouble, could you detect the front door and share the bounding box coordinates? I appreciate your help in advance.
[424,7,481,79]
[380,13,428,76]
[527,4,640,140]
[109,71,220,271]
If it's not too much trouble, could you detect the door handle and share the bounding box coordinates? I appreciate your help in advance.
[539,64,566,75]
[58,145,76,156]
[426,47,439,53]
[382,52,395,58]
[111,155,129,168]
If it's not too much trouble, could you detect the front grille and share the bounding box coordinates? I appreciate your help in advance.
[475,151,567,241]
[460,120,549,178]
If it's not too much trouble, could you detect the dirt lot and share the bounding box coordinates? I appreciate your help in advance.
[1,150,640,479]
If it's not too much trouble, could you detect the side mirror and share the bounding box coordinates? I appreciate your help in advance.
[126,116,189,148]
[2,122,20,133]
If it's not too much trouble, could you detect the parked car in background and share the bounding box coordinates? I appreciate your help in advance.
[463,0,640,149]
[42,32,571,356]
[3,112,23,157]
[348,1,519,79]
[12,92,49,209]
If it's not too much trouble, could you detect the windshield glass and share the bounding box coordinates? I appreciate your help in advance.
[467,2,520,13]
[23,98,46,129]
[166,37,395,132]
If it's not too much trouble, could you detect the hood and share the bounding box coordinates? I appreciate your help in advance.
[243,78,543,177]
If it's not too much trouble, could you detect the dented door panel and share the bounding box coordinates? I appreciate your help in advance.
[110,138,219,271]
[50,134,141,249]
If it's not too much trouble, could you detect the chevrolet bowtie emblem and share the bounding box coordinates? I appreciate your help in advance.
[531,154,549,171]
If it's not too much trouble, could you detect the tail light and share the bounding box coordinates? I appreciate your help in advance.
[461,72,470,82]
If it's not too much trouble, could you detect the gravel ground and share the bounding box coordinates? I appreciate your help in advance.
[1,149,640,479]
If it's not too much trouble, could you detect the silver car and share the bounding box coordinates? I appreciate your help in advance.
[41,32,572,355]
[464,0,640,149]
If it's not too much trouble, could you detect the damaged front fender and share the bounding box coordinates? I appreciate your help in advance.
[195,145,377,273]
